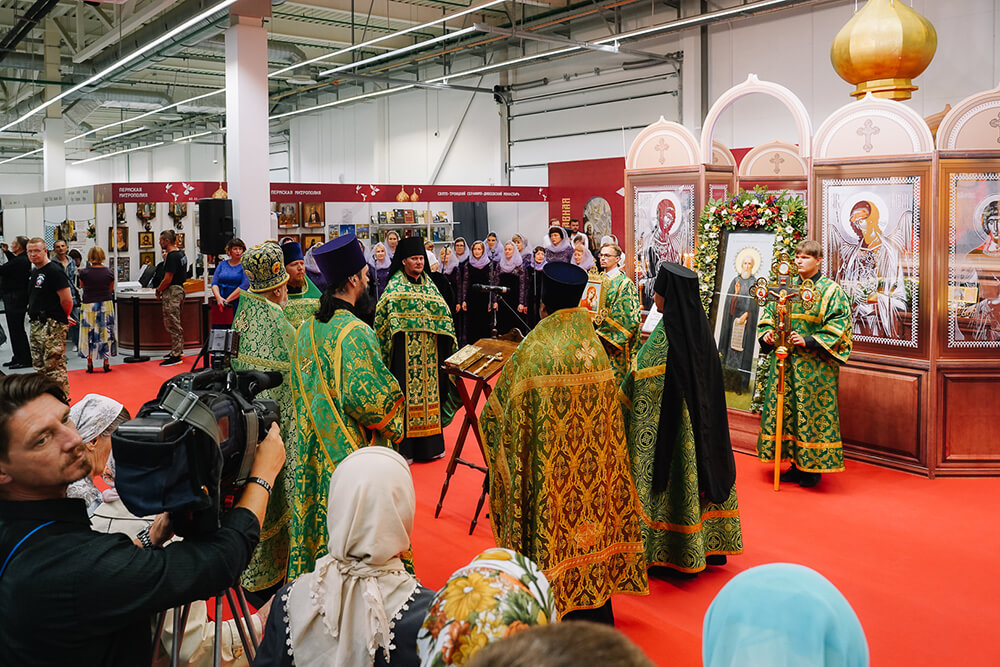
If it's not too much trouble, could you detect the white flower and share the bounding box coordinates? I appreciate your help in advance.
[785,226,793,233]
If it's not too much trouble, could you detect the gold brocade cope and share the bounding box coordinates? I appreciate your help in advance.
[620,321,743,572]
[594,271,642,387]
[283,276,321,330]
[480,307,648,614]
[287,310,405,578]
[374,271,459,437]
[231,290,297,591]
[756,276,853,473]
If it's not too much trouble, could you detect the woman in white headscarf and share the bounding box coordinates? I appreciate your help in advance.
[254,447,434,667]
[66,394,130,515]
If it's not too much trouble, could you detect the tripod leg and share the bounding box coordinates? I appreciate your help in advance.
[151,609,168,665]
[234,587,260,649]
[224,588,255,662]
[214,596,223,667]
[171,604,190,667]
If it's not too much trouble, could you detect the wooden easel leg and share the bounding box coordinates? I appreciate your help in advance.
[469,472,489,535]
[435,377,484,517]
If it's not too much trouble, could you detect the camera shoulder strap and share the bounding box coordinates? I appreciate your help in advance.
[0,521,55,580]
[161,386,220,444]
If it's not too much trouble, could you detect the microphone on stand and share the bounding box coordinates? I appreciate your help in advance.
[473,284,510,294]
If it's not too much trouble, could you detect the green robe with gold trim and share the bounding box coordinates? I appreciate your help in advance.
[231,290,298,591]
[595,270,641,386]
[620,320,743,572]
[374,271,459,459]
[756,274,852,473]
[283,276,321,330]
[481,307,648,614]
[288,309,405,578]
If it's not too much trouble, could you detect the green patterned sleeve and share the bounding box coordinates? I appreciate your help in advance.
[810,280,853,364]
[340,327,406,443]
[597,278,641,352]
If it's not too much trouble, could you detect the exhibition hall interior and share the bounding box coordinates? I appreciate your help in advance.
[0,0,998,665]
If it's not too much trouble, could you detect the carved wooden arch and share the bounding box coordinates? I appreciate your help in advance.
[712,140,737,168]
[814,93,935,158]
[739,140,808,179]
[937,83,1000,150]
[626,116,702,169]
[700,74,813,162]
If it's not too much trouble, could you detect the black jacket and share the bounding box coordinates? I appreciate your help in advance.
[0,252,31,310]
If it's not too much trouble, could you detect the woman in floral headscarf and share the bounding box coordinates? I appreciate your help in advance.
[417,548,558,667]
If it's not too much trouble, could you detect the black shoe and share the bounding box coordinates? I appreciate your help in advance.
[705,555,728,566]
[8,361,32,369]
[159,356,183,367]
[2,360,12,367]
[798,471,822,488]
[779,465,800,483]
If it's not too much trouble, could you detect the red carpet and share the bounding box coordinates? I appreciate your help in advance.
[70,361,1000,666]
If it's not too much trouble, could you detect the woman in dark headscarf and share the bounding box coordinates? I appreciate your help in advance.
[544,226,574,264]
[452,238,471,345]
[619,262,742,574]
[492,241,528,335]
[464,240,495,343]
[526,245,546,328]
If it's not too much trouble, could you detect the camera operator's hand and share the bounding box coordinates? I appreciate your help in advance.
[149,513,174,546]
[236,423,286,528]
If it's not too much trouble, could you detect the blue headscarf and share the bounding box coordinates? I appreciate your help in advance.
[703,563,869,667]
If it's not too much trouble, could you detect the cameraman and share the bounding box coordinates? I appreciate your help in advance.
[0,373,286,666]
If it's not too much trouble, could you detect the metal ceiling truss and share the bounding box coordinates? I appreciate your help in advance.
[0,0,825,162]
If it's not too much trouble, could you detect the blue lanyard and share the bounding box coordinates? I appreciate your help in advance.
[0,521,55,579]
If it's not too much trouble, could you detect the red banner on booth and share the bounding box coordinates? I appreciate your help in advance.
[100,181,224,203]
[546,157,626,244]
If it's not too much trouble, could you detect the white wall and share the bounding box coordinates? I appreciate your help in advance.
[3,0,998,196]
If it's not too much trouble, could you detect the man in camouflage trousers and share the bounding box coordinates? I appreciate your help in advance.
[154,230,188,366]
[26,238,74,398]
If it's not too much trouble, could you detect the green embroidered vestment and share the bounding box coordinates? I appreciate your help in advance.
[756,274,853,473]
[231,290,298,590]
[620,321,743,572]
[283,276,321,330]
[287,310,405,578]
[594,271,641,386]
[374,271,459,438]
[480,307,648,614]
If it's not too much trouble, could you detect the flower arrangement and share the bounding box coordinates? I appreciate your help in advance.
[695,186,808,411]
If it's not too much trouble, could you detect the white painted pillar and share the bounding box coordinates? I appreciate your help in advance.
[225,2,271,245]
[43,20,65,190]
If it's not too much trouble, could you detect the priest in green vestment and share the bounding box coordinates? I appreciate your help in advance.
[373,235,459,463]
[288,234,405,578]
[620,263,742,574]
[281,241,321,330]
[230,242,298,592]
[757,240,853,488]
[594,243,641,386]
[481,261,648,625]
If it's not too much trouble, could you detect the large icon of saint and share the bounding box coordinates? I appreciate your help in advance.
[959,199,1000,341]
[832,196,908,340]
[717,247,762,392]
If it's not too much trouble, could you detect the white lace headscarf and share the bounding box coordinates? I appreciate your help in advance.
[287,447,418,667]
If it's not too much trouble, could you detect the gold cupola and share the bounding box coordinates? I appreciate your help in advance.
[830,0,937,101]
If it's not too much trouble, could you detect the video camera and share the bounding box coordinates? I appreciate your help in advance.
[111,331,281,538]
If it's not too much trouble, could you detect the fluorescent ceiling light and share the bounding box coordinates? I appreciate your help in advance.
[66,88,226,144]
[270,0,505,78]
[173,130,215,142]
[99,126,148,142]
[426,46,578,83]
[269,85,415,121]
[593,0,800,43]
[318,26,476,77]
[73,142,165,165]
[0,0,238,134]
[0,147,43,166]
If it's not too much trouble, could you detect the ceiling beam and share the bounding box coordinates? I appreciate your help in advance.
[74,0,174,62]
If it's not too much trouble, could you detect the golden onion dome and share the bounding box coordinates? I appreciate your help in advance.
[830,0,937,100]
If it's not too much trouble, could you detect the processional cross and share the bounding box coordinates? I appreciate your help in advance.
[753,252,817,491]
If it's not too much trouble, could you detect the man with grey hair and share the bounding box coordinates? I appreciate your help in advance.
[154,229,187,366]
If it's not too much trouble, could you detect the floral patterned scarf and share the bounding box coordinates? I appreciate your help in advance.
[417,548,558,666]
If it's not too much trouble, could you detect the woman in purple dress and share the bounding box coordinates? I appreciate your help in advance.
[544,226,574,263]
[452,237,471,345]
[464,240,495,343]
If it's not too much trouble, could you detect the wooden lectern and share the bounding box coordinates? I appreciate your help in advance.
[436,337,520,534]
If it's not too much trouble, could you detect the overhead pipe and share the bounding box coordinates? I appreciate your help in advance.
[0,0,61,66]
